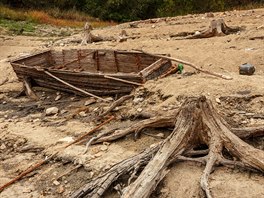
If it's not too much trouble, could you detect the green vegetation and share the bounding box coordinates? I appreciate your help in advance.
[1,0,263,22]
[0,19,36,34]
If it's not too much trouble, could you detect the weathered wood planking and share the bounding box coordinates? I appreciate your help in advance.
[11,49,172,96]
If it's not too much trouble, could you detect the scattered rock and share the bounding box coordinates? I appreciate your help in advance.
[55,95,62,101]
[94,152,103,158]
[133,97,144,104]
[61,110,68,114]
[45,107,59,115]
[0,144,7,150]
[79,111,87,117]
[137,108,143,112]
[215,98,221,104]
[57,136,74,143]
[53,180,60,186]
[57,185,65,194]
[100,145,108,151]
[84,98,96,106]
[156,133,165,138]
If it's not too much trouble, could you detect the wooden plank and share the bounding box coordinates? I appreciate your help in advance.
[44,71,108,102]
[104,75,143,86]
[139,58,164,77]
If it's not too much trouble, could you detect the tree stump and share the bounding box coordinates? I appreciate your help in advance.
[181,19,241,39]
[71,96,264,198]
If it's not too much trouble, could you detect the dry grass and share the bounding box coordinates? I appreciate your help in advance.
[0,5,115,28]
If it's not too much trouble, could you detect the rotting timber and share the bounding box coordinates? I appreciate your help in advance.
[71,96,264,198]
[10,49,172,97]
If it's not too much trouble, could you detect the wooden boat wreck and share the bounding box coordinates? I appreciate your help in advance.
[10,49,172,97]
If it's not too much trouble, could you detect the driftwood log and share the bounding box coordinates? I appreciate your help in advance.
[72,96,264,198]
[179,19,241,39]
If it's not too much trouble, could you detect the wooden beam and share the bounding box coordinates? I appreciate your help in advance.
[104,75,143,86]
[44,70,108,102]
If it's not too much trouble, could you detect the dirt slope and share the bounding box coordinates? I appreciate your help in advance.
[0,8,264,198]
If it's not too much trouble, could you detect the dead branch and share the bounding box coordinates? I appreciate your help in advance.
[0,116,114,192]
[134,49,233,80]
[98,95,133,118]
[72,96,264,198]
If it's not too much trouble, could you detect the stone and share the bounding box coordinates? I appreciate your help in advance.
[215,98,221,104]
[55,95,62,101]
[137,108,143,112]
[79,111,87,117]
[133,97,144,104]
[156,133,165,138]
[100,145,108,151]
[0,144,7,150]
[94,152,103,158]
[84,98,96,106]
[53,180,60,186]
[45,107,59,115]
[57,185,65,194]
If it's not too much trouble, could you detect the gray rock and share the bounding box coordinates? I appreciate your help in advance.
[46,107,59,115]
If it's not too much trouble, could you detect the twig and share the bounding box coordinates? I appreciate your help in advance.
[0,116,114,192]
[65,116,115,148]
[44,71,108,102]
[133,49,232,80]
[98,95,133,118]
[104,75,143,86]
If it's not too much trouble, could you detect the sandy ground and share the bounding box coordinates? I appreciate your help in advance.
[0,8,264,198]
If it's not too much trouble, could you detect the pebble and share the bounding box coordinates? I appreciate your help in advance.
[45,107,59,115]
[57,185,65,194]
[53,180,60,186]
[94,152,103,158]
[84,98,96,106]
[215,98,221,104]
[100,145,108,151]
[79,111,87,117]
[133,97,144,104]
[61,110,68,114]
[55,95,62,101]
[156,133,165,138]
[137,108,143,112]
[0,144,7,150]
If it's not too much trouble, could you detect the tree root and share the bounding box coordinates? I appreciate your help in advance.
[176,19,242,39]
[72,96,264,198]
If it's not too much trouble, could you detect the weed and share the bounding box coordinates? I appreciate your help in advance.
[0,19,36,35]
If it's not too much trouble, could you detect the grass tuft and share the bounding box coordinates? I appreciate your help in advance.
[0,5,115,28]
